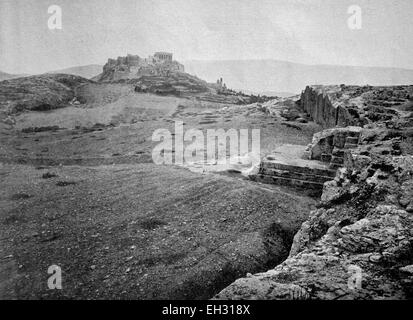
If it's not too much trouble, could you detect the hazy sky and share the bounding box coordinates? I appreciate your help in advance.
[1,0,412,74]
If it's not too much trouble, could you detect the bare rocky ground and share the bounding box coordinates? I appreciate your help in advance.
[0,79,320,299]
[216,85,413,300]
[216,151,413,300]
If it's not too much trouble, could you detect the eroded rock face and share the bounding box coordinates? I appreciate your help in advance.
[215,85,413,300]
[215,148,413,300]
[308,127,362,160]
[300,86,358,128]
[299,85,413,129]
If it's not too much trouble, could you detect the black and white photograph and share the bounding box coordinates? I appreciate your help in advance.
[0,0,412,308]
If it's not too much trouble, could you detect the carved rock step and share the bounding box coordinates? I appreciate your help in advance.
[254,174,325,191]
[259,168,335,184]
[256,144,337,192]
[260,161,337,178]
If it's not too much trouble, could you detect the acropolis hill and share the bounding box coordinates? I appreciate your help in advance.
[94,52,185,82]
[90,52,276,105]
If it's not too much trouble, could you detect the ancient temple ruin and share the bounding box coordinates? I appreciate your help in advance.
[96,52,185,82]
[154,52,173,62]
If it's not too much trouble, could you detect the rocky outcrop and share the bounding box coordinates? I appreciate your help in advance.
[215,146,413,300]
[129,73,254,105]
[250,144,336,196]
[130,73,210,96]
[0,74,92,114]
[299,86,357,128]
[299,85,413,129]
[305,126,362,169]
[215,85,413,300]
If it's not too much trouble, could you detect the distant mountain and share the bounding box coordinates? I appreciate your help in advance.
[0,71,26,81]
[184,60,413,94]
[48,64,103,80]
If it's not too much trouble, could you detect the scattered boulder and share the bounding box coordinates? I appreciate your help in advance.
[307,126,362,162]
[299,85,413,129]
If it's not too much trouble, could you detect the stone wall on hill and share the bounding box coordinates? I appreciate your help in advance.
[95,53,185,82]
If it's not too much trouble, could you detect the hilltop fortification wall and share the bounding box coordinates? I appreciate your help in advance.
[96,53,185,82]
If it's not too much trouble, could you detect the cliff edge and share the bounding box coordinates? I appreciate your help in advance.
[215,85,413,300]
